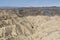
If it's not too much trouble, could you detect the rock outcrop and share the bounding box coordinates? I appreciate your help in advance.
[0,8,60,40]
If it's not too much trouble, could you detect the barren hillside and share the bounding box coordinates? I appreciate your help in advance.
[0,8,60,40]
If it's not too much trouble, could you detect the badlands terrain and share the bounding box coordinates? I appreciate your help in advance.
[0,7,60,40]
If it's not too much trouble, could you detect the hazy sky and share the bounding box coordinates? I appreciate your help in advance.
[0,0,60,7]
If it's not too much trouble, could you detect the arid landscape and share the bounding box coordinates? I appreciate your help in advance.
[0,7,60,40]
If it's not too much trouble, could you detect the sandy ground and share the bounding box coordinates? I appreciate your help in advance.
[0,10,60,40]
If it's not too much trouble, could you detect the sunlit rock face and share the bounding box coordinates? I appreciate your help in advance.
[0,8,60,40]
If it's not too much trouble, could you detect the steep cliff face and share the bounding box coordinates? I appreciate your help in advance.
[0,8,60,40]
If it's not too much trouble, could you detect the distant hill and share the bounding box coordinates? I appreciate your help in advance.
[0,6,60,9]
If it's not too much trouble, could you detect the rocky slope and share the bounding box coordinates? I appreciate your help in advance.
[0,8,60,40]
